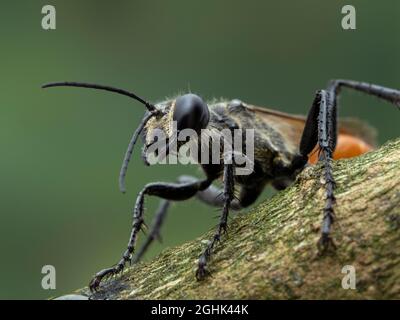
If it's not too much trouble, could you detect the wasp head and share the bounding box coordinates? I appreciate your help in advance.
[41,82,210,193]
[143,94,210,163]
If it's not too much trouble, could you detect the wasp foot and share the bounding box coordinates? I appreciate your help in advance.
[317,232,337,255]
[89,262,125,292]
[195,256,211,280]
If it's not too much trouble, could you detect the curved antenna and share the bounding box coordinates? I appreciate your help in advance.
[43,81,161,193]
[42,81,157,112]
[119,112,155,193]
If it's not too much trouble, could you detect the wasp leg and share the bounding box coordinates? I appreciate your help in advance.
[89,178,213,292]
[299,90,337,253]
[130,172,253,268]
[133,174,246,265]
[180,178,265,278]
[196,160,236,280]
[194,181,265,279]
[130,199,171,264]
[328,79,400,109]
[299,80,400,254]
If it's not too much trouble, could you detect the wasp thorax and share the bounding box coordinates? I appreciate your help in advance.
[173,94,210,132]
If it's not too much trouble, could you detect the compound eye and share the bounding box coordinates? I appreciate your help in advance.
[173,94,210,132]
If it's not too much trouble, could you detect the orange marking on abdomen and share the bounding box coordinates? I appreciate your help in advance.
[308,134,374,164]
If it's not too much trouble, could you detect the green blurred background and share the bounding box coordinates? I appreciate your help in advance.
[0,1,399,299]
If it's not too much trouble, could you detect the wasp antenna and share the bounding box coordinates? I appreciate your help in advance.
[42,81,157,112]
[119,112,155,193]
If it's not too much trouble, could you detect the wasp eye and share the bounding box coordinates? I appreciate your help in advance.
[173,94,210,132]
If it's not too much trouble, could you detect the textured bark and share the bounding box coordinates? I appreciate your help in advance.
[80,138,400,300]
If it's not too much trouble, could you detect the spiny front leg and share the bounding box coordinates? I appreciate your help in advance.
[89,178,213,292]
[89,190,146,292]
[196,161,235,280]
[131,199,171,264]
[132,175,244,265]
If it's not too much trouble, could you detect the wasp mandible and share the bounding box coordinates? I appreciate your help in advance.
[42,79,400,291]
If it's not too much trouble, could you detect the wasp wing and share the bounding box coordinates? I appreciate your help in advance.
[246,104,307,155]
[247,104,377,159]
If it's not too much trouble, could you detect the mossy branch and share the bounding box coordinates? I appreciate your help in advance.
[79,138,400,300]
